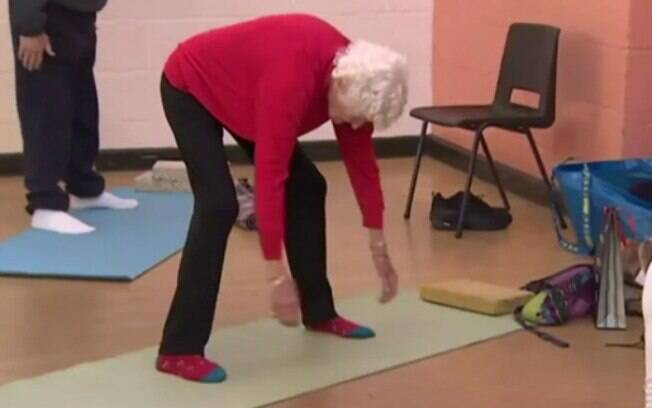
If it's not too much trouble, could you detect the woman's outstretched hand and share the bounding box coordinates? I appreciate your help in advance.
[369,229,398,303]
[266,261,301,326]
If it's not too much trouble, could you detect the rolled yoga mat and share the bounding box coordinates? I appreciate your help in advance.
[0,292,521,408]
[0,188,193,281]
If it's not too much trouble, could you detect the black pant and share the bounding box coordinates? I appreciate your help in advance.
[11,4,105,212]
[159,76,337,355]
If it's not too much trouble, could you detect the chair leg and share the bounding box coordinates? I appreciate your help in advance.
[524,128,567,229]
[479,133,510,210]
[404,121,429,220]
[456,131,482,238]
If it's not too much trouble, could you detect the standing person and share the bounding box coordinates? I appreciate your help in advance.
[644,256,652,407]
[9,0,138,234]
[158,14,407,383]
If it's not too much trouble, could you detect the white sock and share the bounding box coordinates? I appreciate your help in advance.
[69,192,139,210]
[31,210,95,234]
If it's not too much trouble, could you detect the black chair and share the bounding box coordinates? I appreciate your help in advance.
[404,23,565,237]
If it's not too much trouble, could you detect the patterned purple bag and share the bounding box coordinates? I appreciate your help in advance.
[516,264,597,347]
[522,264,597,321]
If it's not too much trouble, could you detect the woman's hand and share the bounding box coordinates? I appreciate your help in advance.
[369,229,398,303]
[266,261,300,326]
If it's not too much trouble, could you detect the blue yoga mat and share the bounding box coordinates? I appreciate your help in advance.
[0,188,193,281]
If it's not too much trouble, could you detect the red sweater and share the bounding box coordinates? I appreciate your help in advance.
[164,14,384,260]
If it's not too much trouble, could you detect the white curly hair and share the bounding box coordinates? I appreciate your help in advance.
[329,40,408,130]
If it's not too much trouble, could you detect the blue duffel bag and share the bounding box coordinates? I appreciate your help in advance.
[552,159,652,255]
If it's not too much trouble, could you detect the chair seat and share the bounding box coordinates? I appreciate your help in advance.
[410,104,547,129]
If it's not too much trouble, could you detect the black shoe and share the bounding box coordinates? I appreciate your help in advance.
[430,193,456,230]
[430,192,512,231]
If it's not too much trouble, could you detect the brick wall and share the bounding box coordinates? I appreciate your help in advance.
[432,0,648,176]
[0,0,433,153]
[623,0,652,157]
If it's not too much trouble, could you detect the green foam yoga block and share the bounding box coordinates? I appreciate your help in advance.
[421,279,533,316]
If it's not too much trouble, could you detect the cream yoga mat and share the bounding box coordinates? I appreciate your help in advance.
[0,292,520,407]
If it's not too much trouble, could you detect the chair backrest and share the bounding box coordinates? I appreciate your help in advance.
[492,23,561,128]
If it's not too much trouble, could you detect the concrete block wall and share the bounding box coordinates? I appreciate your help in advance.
[0,0,433,153]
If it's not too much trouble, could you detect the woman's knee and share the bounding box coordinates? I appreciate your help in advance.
[289,169,327,200]
[194,194,239,225]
